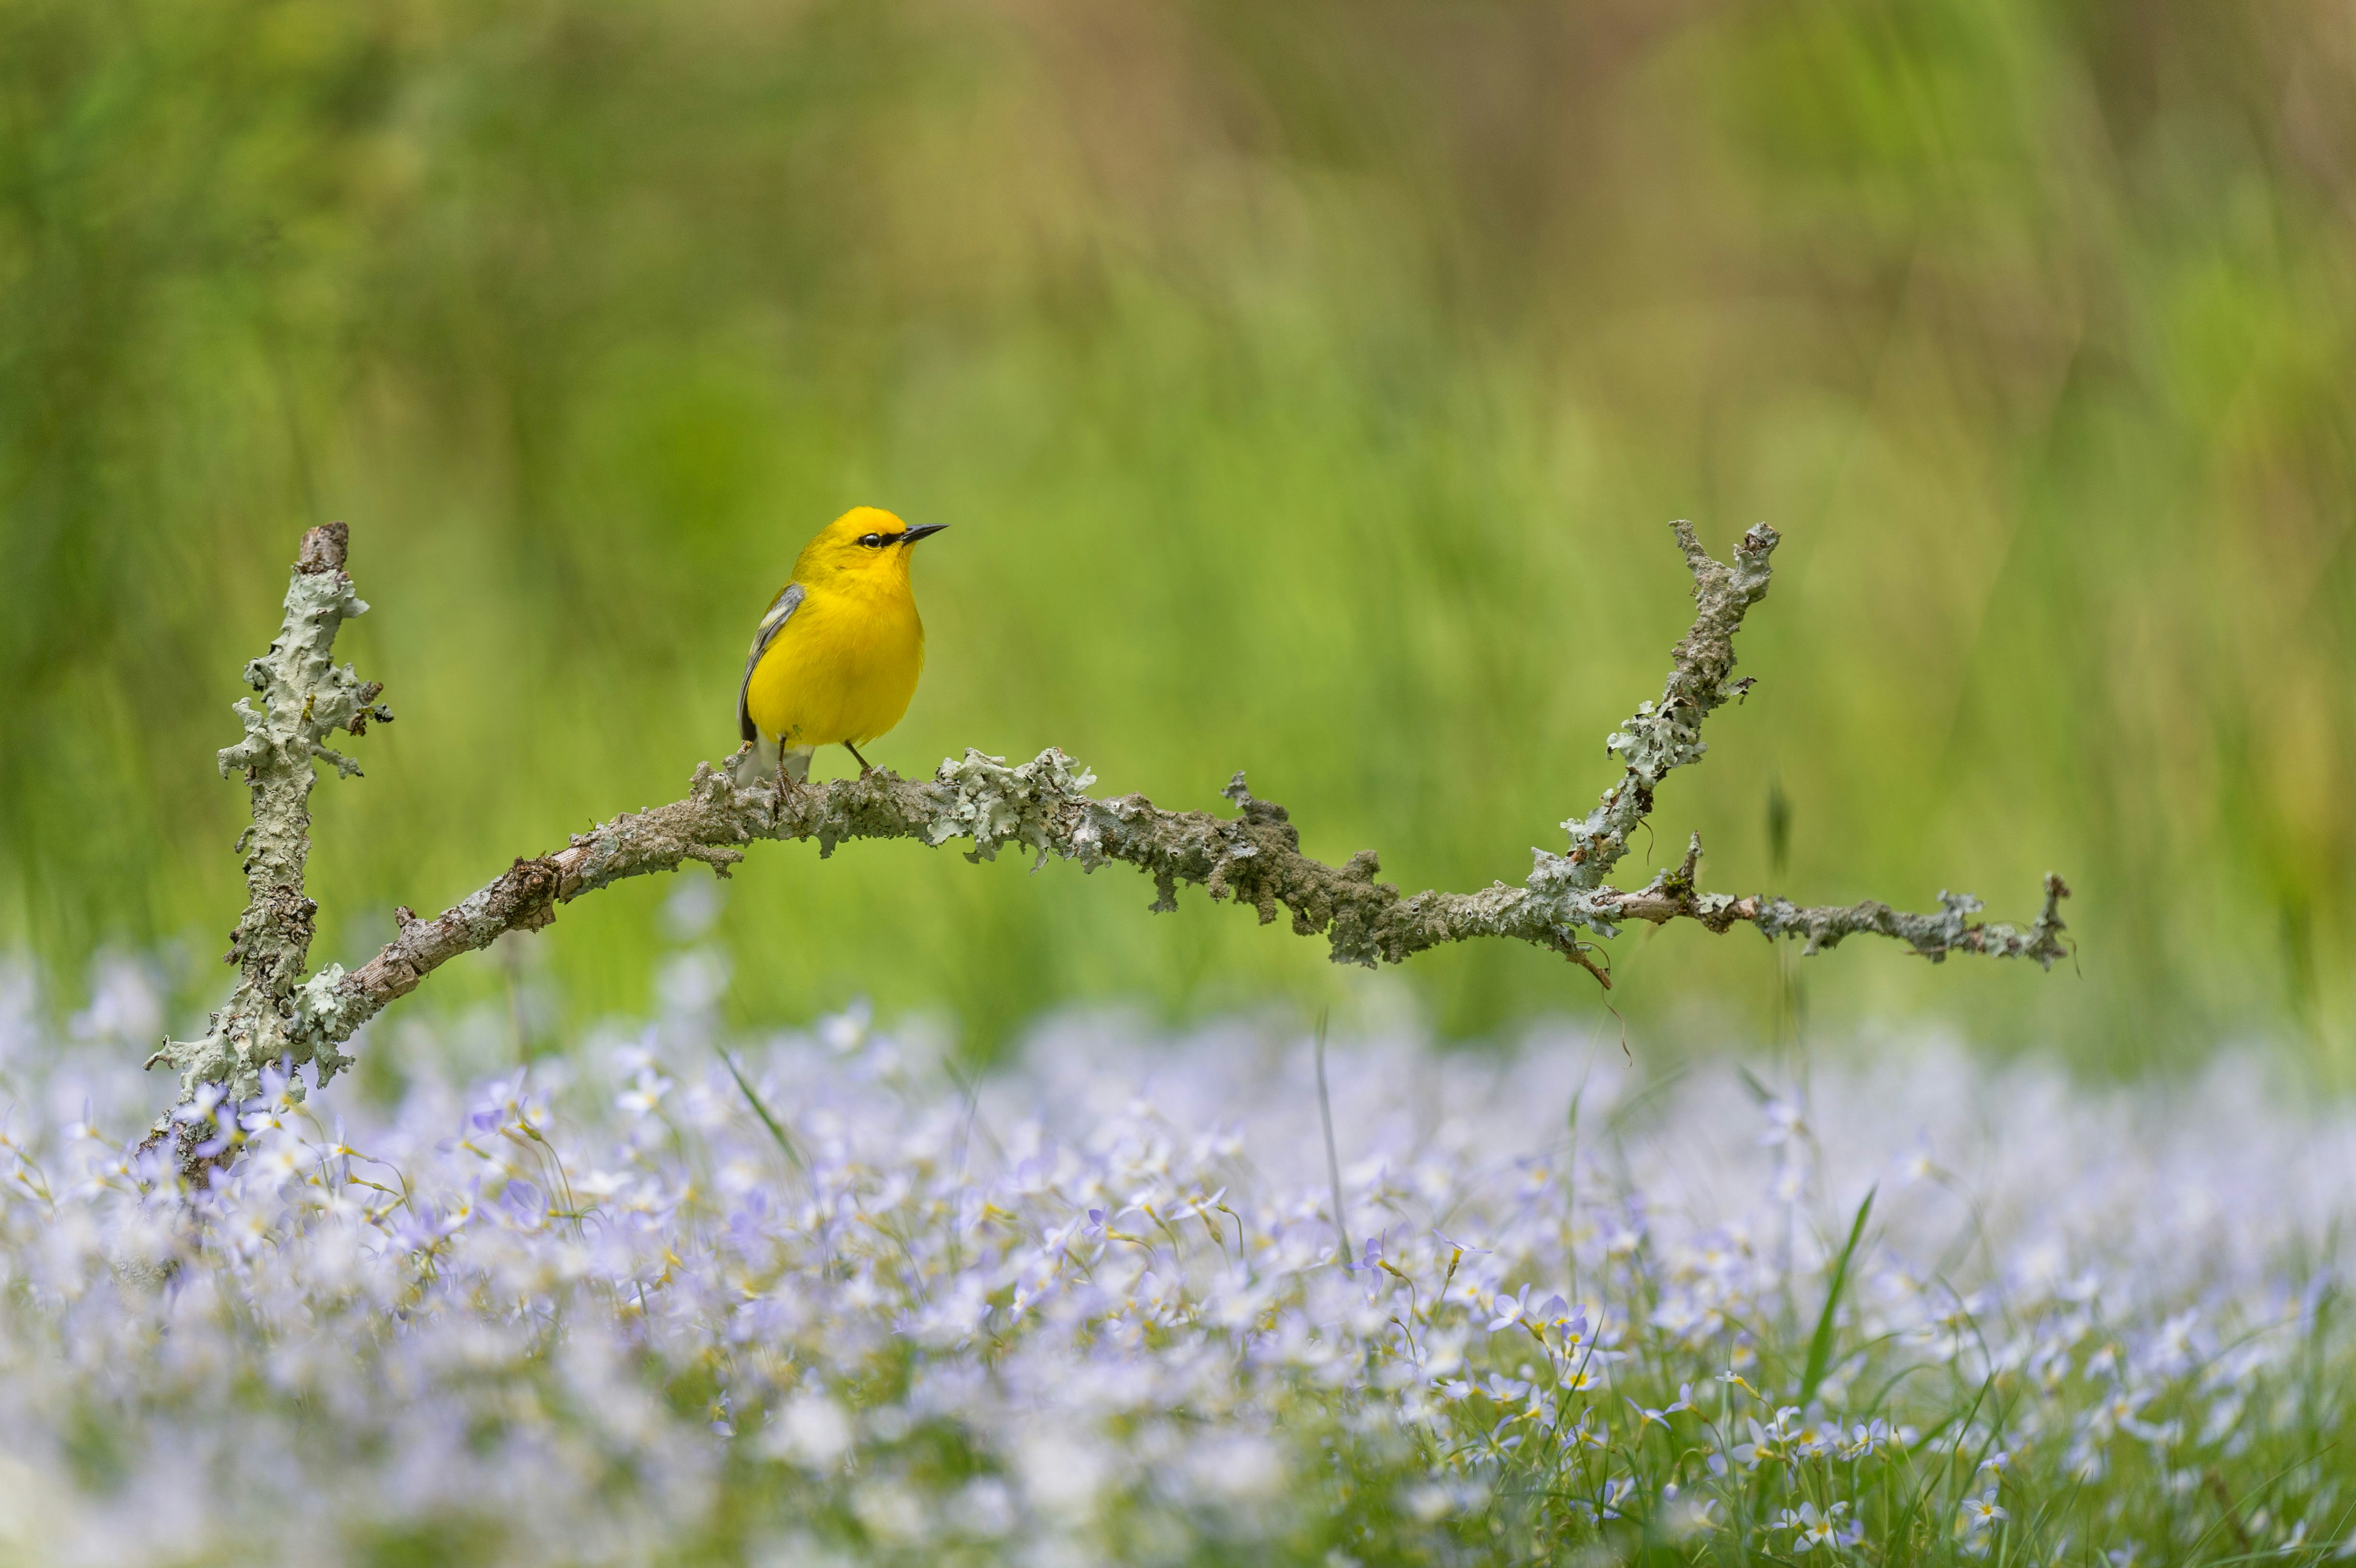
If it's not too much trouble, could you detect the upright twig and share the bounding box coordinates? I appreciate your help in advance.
[143,523,391,1167]
[143,518,2069,1165]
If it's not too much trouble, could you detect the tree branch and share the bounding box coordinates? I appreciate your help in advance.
[143,522,393,1159]
[148,518,2069,1160]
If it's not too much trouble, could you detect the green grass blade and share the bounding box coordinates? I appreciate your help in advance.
[721,1048,807,1174]
[1800,1184,1876,1408]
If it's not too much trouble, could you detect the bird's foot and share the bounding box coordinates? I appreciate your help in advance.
[770,768,803,820]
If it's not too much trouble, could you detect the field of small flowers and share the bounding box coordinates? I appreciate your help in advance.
[3,947,2352,1566]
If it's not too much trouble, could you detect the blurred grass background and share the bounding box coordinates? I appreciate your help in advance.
[2,0,2352,1071]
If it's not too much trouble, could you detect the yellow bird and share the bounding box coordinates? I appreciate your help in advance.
[731,506,948,786]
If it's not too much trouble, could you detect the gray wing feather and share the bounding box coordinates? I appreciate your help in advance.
[738,582,806,744]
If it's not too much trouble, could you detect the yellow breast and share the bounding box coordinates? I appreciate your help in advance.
[743,578,926,748]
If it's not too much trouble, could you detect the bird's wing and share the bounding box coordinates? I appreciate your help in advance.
[738,582,807,744]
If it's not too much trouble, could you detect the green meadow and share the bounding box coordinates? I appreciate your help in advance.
[4,0,2352,1067]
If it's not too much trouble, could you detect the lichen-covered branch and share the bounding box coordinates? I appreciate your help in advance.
[152,518,2069,1149]
[1552,521,1776,895]
[143,523,392,1152]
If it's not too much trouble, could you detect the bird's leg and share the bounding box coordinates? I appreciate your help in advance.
[844,740,874,777]
[770,742,805,819]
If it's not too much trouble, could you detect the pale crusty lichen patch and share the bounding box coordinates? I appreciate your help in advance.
[146,523,393,1160]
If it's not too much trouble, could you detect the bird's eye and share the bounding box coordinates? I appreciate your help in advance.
[858,533,884,548]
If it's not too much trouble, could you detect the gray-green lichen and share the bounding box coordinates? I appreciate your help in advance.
[145,523,391,1158]
[1532,521,1775,898]
[156,518,2068,1165]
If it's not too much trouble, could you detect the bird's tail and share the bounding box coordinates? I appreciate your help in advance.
[727,735,814,789]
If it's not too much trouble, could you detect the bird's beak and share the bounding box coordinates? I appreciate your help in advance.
[897,523,948,545]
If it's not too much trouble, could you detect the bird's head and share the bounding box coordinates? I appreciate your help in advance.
[793,506,947,587]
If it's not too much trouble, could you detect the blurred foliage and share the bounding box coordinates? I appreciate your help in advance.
[2,0,2352,1068]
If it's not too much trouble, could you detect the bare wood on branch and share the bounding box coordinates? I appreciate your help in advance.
[146,519,2069,1162]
